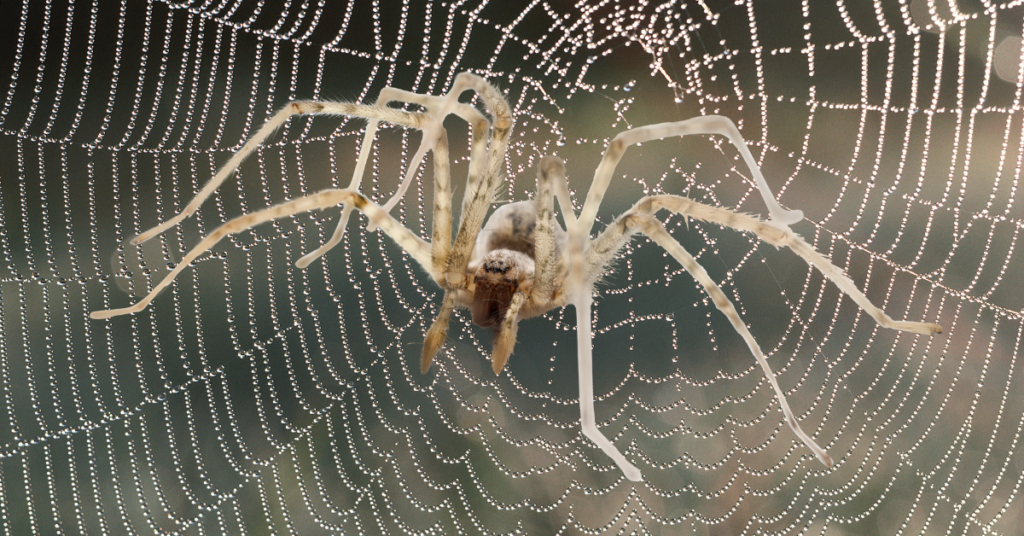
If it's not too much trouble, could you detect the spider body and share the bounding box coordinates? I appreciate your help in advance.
[92,72,941,482]
[458,200,570,369]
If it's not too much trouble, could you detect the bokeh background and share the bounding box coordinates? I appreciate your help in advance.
[0,0,1021,534]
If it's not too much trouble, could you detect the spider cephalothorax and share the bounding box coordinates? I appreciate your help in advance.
[92,72,941,482]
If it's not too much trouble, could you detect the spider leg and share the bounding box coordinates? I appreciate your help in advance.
[553,166,586,304]
[576,115,804,241]
[395,96,488,278]
[371,87,488,217]
[442,72,513,138]
[360,81,494,281]
[617,211,834,468]
[437,74,510,221]
[414,120,488,370]
[92,189,432,320]
[438,73,514,287]
[133,102,427,247]
[574,288,644,481]
[417,75,509,372]
[315,87,464,275]
[540,159,640,479]
[586,194,941,470]
[459,111,491,227]
[429,129,453,277]
[299,87,485,267]
[532,156,569,303]
[639,195,942,336]
[384,90,491,372]
[422,290,457,373]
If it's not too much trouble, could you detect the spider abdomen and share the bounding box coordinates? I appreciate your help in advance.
[469,201,567,269]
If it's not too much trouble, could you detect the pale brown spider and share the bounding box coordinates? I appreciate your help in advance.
[92,72,941,481]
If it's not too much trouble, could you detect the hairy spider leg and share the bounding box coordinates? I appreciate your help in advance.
[419,116,489,370]
[638,196,942,336]
[532,156,567,302]
[421,74,515,372]
[620,211,833,469]
[405,95,490,277]
[91,189,433,320]
[422,290,457,373]
[436,73,514,289]
[536,158,585,296]
[371,87,488,218]
[535,158,642,479]
[131,102,426,247]
[587,194,942,471]
[490,290,528,374]
[128,80,481,267]
[369,87,488,277]
[428,129,453,276]
[301,89,484,267]
[576,115,805,243]
[574,290,644,482]
[369,76,503,238]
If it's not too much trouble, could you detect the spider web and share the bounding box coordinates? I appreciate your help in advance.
[0,0,1021,533]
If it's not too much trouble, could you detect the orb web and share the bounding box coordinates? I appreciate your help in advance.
[0,0,1021,533]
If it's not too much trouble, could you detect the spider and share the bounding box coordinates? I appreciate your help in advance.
[91,72,942,482]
